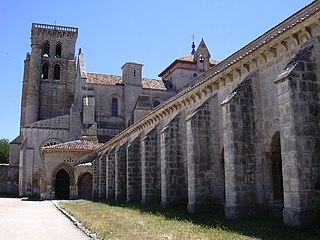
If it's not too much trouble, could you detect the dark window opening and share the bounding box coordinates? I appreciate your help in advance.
[43,42,50,57]
[54,64,60,80]
[153,100,161,108]
[271,132,284,201]
[55,44,62,58]
[134,70,136,77]
[111,97,118,116]
[42,63,49,79]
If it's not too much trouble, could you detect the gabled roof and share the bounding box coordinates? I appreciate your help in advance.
[158,55,218,77]
[42,139,103,153]
[86,73,168,90]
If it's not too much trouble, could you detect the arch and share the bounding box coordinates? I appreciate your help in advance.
[43,41,50,57]
[78,172,93,199]
[54,64,61,80]
[55,43,62,58]
[111,95,121,116]
[271,131,284,201]
[41,63,49,79]
[153,97,162,108]
[55,169,70,199]
[40,138,62,156]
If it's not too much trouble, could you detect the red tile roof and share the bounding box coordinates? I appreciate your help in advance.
[43,139,103,152]
[86,73,122,85]
[86,73,167,90]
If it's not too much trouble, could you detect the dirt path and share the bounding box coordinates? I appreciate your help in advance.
[0,197,90,240]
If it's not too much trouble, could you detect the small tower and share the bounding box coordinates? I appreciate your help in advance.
[195,38,211,72]
[121,62,143,86]
[22,23,78,125]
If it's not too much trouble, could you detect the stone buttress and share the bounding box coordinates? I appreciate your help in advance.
[275,38,320,227]
[160,114,188,207]
[221,74,260,219]
[186,96,224,212]
[115,144,127,201]
[141,127,161,204]
[126,136,142,202]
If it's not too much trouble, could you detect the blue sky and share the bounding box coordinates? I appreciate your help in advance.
[0,0,313,141]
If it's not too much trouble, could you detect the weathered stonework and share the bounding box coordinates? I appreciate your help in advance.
[90,2,320,228]
[275,40,320,227]
[98,156,106,199]
[106,151,115,199]
[126,136,142,202]
[186,96,223,212]
[141,127,160,204]
[0,164,19,194]
[222,74,259,219]
[8,1,320,229]
[115,145,127,201]
[160,114,188,207]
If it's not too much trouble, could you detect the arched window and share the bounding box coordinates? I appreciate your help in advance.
[55,44,62,58]
[43,42,50,57]
[42,63,49,79]
[54,64,60,80]
[153,100,161,108]
[111,97,118,116]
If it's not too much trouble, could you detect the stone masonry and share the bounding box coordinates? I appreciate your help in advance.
[92,2,320,228]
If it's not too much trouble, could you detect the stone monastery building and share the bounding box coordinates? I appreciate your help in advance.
[7,0,320,228]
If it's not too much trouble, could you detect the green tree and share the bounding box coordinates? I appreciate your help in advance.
[0,138,9,164]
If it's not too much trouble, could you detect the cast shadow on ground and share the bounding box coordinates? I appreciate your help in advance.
[94,199,320,240]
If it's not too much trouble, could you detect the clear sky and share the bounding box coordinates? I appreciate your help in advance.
[0,0,313,141]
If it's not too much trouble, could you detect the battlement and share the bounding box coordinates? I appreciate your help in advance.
[32,23,78,33]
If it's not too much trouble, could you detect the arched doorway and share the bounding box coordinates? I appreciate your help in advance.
[271,132,283,201]
[55,169,70,199]
[78,173,92,199]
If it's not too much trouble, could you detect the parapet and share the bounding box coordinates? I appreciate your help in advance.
[31,23,78,39]
[32,23,78,33]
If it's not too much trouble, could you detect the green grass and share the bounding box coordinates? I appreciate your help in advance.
[59,200,320,240]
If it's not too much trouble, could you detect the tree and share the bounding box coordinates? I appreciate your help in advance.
[0,138,9,164]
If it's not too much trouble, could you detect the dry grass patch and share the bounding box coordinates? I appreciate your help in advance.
[59,200,320,240]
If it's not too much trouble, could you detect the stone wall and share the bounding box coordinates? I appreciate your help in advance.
[186,96,223,212]
[90,3,320,227]
[275,40,320,226]
[0,164,19,195]
[160,114,187,207]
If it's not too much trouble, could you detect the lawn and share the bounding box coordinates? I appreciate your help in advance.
[59,200,320,240]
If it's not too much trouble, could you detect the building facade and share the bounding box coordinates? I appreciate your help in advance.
[90,1,320,228]
[9,23,213,200]
[7,1,320,228]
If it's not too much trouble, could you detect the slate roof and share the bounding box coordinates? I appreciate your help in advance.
[86,73,167,90]
[43,139,103,152]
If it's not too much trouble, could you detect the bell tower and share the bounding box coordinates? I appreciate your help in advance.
[21,23,78,126]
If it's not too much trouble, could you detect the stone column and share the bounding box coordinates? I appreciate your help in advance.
[126,136,142,202]
[221,75,258,219]
[106,152,115,200]
[160,114,187,207]
[92,157,99,199]
[274,42,320,227]
[186,97,222,212]
[115,144,127,201]
[141,127,160,204]
[98,156,106,199]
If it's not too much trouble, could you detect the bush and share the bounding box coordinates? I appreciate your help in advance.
[0,139,9,164]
